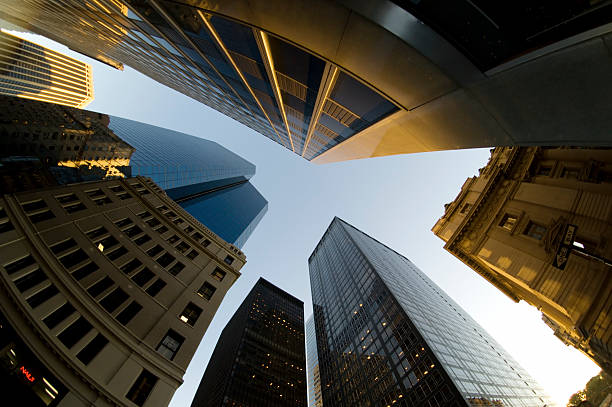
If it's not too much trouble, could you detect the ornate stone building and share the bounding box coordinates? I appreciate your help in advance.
[433,147,612,372]
[0,176,245,406]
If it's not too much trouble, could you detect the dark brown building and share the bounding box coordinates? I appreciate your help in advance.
[191,278,306,407]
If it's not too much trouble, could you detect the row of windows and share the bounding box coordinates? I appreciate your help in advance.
[16,184,136,225]
[2,254,111,367]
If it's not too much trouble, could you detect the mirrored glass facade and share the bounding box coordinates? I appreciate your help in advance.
[309,218,555,407]
[191,278,306,407]
[0,0,398,160]
[107,115,267,248]
[108,116,255,190]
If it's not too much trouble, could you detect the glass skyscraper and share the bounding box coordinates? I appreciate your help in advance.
[191,277,307,407]
[107,115,267,249]
[306,314,323,407]
[309,217,555,407]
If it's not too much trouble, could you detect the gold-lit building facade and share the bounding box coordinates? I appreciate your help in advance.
[433,147,612,373]
[0,176,245,406]
[0,30,93,108]
[1,0,610,161]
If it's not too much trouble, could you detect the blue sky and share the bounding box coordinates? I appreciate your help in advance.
[9,29,600,406]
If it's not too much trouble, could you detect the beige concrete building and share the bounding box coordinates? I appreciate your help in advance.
[0,176,245,406]
[433,147,612,373]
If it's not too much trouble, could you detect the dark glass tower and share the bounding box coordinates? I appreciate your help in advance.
[191,278,307,407]
[309,218,554,407]
[107,116,268,248]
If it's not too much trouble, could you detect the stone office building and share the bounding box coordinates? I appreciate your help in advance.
[0,176,245,406]
[433,147,612,373]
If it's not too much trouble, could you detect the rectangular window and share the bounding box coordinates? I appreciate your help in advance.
[211,267,226,282]
[72,262,99,280]
[29,210,55,223]
[26,285,59,308]
[168,261,184,276]
[132,268,155,287]
[77,334,109,365]
[156,253,175,268]
[145,279,166,297]
[65,202,87,214]
[100,288,129,313]
[114,218,133,228]
[499,214,518,231]
[43,302,76,329]
[86,188,104,198]
[120,258,142,275]
[116,301,142,325]
[134,234,151,246]
[4,255,36,274]
[167,235,179,244]
[179,302,202,326]
[155,225,168,234]
[186,249,198,260]
[57,317,93,349]
[86,226,108,239]
[176,242,190,253]
[125,225,143,238]
[126,369,158,407]
[193,232,203,241]
[50,239,77,255]
[22,199,47,212]
[107,246,128,261]
[146,218,161,228]
[98,235,119,251]
[147,245,163,257]
[224,255,234,265]
[59,249,89,269]
[523,221,547,240]
[14,269,47,293]
[137,211,151,219]
[87,277,114,298]
[156,330,184,360]
[197,282,216,300]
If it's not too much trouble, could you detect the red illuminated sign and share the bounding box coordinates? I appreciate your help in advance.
[20,365,35,382]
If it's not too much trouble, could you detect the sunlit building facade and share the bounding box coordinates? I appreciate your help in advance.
[306,315,323,407]
[0,30,93,108]
[433,147,612,374]
[0,176,246,407]
[2,0,609,162]
[191,277,306,407]
[310,217,554,407]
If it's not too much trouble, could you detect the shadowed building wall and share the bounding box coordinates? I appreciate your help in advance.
[191,278,306,407]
